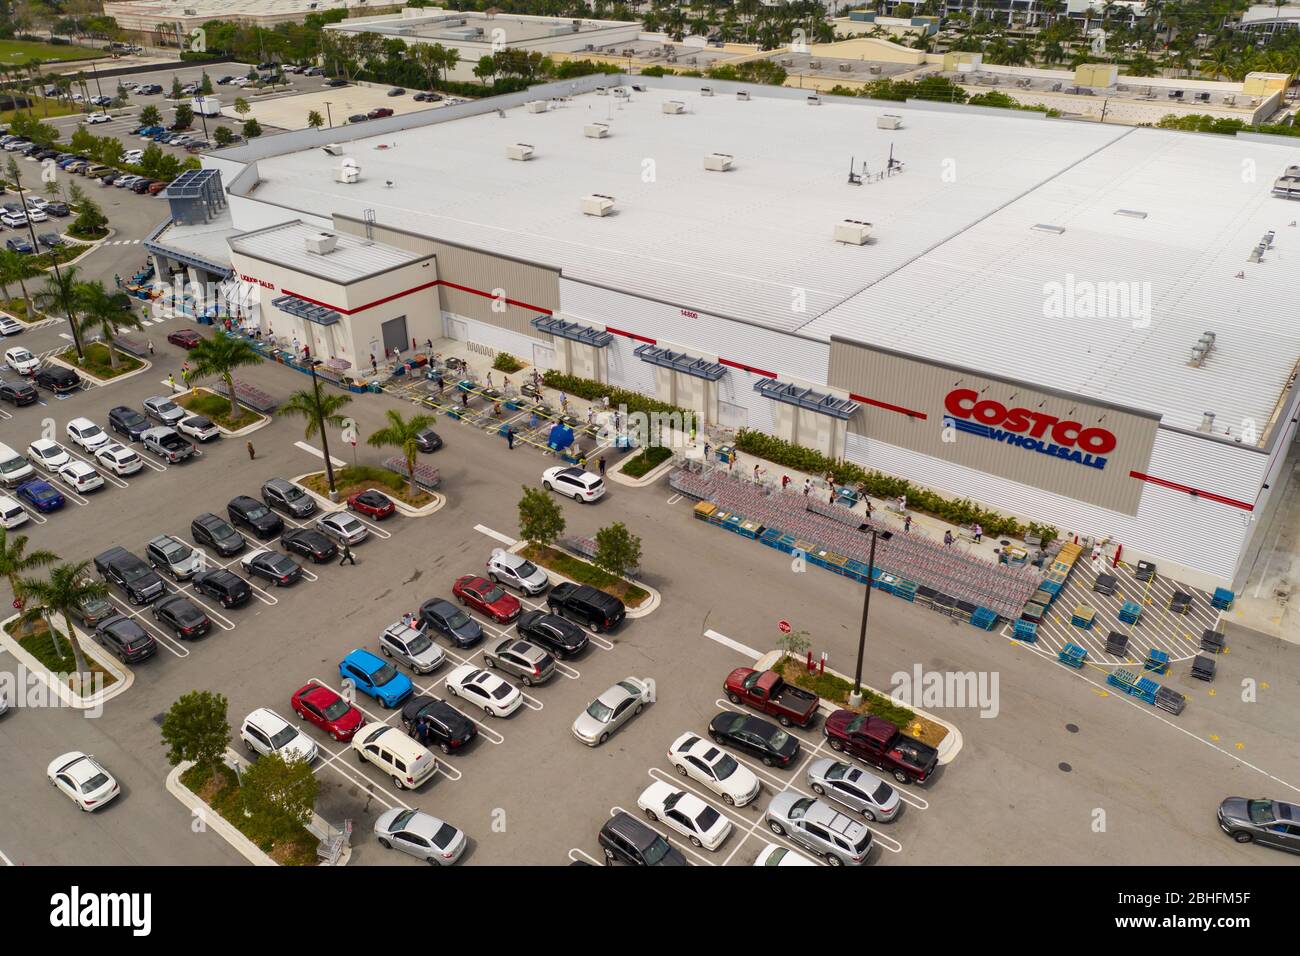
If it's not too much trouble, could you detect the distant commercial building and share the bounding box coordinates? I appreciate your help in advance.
[103,0,374,35]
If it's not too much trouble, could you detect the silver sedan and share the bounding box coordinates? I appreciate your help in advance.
[806,757,901,822]
[374,807,466,865]
[316,511,369,545]
[572,677,655,746]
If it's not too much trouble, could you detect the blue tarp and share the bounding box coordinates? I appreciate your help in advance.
[548,423,574,451]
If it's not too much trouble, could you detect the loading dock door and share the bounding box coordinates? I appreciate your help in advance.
[381,316,408,355]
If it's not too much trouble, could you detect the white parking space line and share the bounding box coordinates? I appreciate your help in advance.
[704,628,762,661]
[17,505,47,524]
[473,524,517,547]
[0,849,12,866]
[167,586,237,632]
[191,550,278,606]
[293,441,345,467]
[104,594,190,658]
[666,493,684,505]
[568,848,602,865]
[63,447,130,489]
[610,805,717,866]
[0,407,11,421]
[311,739,412,811]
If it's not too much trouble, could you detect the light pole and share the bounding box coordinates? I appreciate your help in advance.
[7,163,84,360]
[324,101,333,128]
[307,358,340,501]
[850,528,892,706]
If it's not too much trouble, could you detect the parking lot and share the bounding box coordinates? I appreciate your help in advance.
[1,318,1299,868]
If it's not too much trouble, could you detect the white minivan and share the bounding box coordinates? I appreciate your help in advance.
[0,443,34,488]
[350,723,438,790]
[0,493,28,529]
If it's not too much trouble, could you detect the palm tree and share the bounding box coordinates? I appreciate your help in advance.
[20,561,108,682]
[31,262,80,342]
[187,334,263,422]
[0,248,42,317]
[367,408,434,499]
[73,280,142,369]
[279,385,352,496]
[0,529,59,637]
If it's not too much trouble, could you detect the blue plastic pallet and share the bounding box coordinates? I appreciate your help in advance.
[970,607,998,631]
[893,580,918,603]
[1058,643,1088,668]
[1143,648,1170,675]
[1119,600,1142,624]
[1212,587,1234,610]
[1040,579,1063,596]
[1012,619,1038,643]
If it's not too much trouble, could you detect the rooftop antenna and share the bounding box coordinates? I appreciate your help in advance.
[847,156,862,186]
[887,142,904,175]
[363,208,376,244]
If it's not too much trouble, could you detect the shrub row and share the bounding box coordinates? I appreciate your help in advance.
[734,429,1056,543]
[540,370,695,424]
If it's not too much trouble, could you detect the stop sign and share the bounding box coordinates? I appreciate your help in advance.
[778,620,791,633]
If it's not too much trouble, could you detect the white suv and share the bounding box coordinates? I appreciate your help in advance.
[542,466,605,503]
[240,708,319,764]
[66,417,110,452]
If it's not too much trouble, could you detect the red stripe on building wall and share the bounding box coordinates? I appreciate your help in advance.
[849,392,928,420]
[1129,471,1255,512]
[436,280,553,316]
[719,357,777,378]
[605,326,657,345]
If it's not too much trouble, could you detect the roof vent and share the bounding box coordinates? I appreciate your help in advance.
[582,194,615,217]
[834,219,873,245]
[526,99,548,113]
[584,122,609,138]
[700,86,714,96]
[1031,223,1066,235]
[335,158,360,184]
[877,114,902,129]
[662,100,686,114]
[1198,411,1215,432]
[807,94,822,105]
[704,152,734,172]
[1114,209,1147,219]
[1188,332,1215,368]
[321,143,343,156]
[736,90,750,101]
[305,232,338,255]
[506,143,535,161]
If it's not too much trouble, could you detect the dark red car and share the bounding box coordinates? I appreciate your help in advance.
[291,683,364,742]
[367,107,394,119]
[166,329,202,349]
[452,574,520,624]
[347,488,396,520]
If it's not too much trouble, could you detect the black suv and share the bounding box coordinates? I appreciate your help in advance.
[108,405,151,441]
[227,495,284,538]
[34,365,80,394]
[44,201,70,217]
[192,569,251,608]
[191,513,246,556]
[400,696,477,755]
[93,546,166,604]
[598,812,687,866]
[516,610,589,659]
[546,583,626,634]
[95,615,158,664]
[0,378,37,406]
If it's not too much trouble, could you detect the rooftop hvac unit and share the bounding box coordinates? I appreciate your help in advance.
[809,60,822,69]
[1198,412,1215,432]
[807,94,822,105]
[526,100,548,113]
[835,219,872,245]
[321,143,344,156]
[584,122,610,138]
[700,86,714,96]
[582,194,615,217]
[704,152,734,172]
[877,114,902,130]
[336,158,360,184]
[838,63,853,72]
[736,90,750,101]
[595,87,609,95]
[663,100,686,114]
[506,143,535,161]
[613,86,630,98]
[304,232,338,255]
[868,65,882,74]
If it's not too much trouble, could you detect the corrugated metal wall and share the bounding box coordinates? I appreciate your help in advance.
[844,428,1264,584]
[444,313,548,361]
[605,334,658,396]
[334,215,557,342]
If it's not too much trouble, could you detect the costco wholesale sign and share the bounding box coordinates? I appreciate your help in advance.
[826,339,1160,516]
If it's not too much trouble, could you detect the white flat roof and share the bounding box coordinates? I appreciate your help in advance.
[239,86,1300,435]
[229,221,427,282]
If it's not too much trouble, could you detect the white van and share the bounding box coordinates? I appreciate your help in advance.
[0,443,34,488]
[350,724,438,790]
[0,493,28,529]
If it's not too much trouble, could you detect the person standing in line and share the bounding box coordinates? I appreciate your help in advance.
[865,498,873,520]
[944,530,954,547]
[370,355,378,376]
[598,455,606,476]
[486,371,494,388]
[246,441,256,461]
[704,441,711,461]
[803,477,812,497]
[904,513,912,534]
[167,372,176,393]
[506,426,516,450]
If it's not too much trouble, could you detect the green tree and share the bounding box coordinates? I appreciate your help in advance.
[170,74,183,99]
[0,529,59,627]
[239,751,319,849]
[279,386,352,495]
[73,281,142,369]
[98,136,124,169]
[70,191,108,238]
[517,486,565,547]
[366,409,434,499]
[199,71,214,95]
[31,264,81,347]
[213,125,235,147]
[18,560,103,680]
[593,522,641,579]
[306,109,324,128]
[138,104,162,127]
[242,118,262,138]
[173,103,194,130]
[187,334,263,422]
[69,126,96,156]
[233,96,251,117]
[160,690,231,773]
[0,248,42,316]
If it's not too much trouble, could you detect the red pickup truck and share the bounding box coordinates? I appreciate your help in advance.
[724,668,819,728]
[823,709,938,785]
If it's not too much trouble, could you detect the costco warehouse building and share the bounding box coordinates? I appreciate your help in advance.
[193,74,1300,591]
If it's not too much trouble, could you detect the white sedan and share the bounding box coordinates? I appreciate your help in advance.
[667,731,762,807]
[0,315,23,336]
[637,780,733,850]
[5,346,38,375]
[444,664,522,718]
[753,842,818,867]
[27,438,71,471]
[58,460,104,493]
[47,751,121,812]
[95,442,143,476]
[66,417,110,452]
[486,547,549,595]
